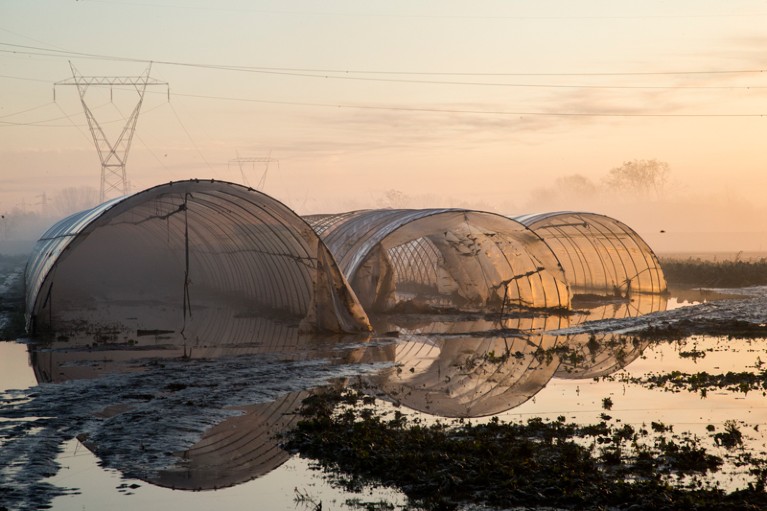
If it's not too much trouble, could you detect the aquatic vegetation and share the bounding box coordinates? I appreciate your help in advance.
[714,421,744,450]
[284,389,767,510]
[621,369,767,395]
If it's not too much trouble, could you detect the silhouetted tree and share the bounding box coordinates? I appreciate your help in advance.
[52,187,98,217]
[378,189,411,209]
[555,174,600,198]
[604,159,670,200]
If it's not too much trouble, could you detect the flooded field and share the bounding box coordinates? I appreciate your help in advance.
[2,276,767,510]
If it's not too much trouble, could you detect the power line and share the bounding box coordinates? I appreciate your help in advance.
[0,102,142,128]
[61,1,767,20]
[54,101,93,144]
[1,42,766,81]
[168,90,767,118]
[0,73,51,83]
[2,88,765,121]
[0,101,55,119]
[163,68,767,90]
[167,100,216,174]
[111,101,174,178]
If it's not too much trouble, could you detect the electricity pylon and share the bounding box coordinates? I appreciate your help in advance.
[55,62,169,202]
[228,153,279,190]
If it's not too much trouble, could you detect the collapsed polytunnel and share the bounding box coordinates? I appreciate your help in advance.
[515,212,667,298]
[305,209,571,313]
[25,180,370,342]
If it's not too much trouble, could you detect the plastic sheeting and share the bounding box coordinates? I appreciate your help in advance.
[516,212,666,297]
[305,209,571,313]
[25,180,370,341]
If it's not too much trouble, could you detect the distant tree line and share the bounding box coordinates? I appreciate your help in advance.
[661,257,767,287]
[530,159,672,207]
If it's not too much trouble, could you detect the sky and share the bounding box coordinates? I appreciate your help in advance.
[1,0,767,253]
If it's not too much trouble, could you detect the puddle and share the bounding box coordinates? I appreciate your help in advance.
[0,340,403,511]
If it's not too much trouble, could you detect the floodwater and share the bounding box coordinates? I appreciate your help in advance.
[2,285,767,510]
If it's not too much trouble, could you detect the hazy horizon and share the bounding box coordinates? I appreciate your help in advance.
[2,1,767,254]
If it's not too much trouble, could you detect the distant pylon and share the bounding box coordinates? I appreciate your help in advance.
[55,62,169,202]
[228,152,279,190]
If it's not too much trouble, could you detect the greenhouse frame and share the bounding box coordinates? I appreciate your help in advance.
[305,209,572,313]
[25,180,667,343]
[515,211,667,298]
[24,180,371,342]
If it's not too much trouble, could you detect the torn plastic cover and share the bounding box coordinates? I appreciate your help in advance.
[25,180,371,341]
[306,209,571,313]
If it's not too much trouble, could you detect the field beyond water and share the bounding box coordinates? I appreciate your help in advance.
[2,255,767,510]
[660,256,767,288]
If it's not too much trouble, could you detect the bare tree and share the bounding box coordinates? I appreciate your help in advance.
[604,159,670,199]
[526,174,600,211]
[555,174,599,199]
[52,187,99,217]
[377,189,411,209]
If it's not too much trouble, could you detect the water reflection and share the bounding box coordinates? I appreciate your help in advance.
[364,333,560,418]
[2,328,375,508]
[2,293,670,508]
[554,334,651,379]
[152,391,310,490]
[569,291,668,325]
[364,293,667,417]
[554,293,665,379]
[31,320,367,384]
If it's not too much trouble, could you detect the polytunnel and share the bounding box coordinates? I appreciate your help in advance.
[25,180,370,342]
[515,212,666,298]
[305,209,571,313]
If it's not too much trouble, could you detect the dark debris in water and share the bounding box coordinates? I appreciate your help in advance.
[639,319,767,340]
[615,369,767,396]
[284,389,767,511]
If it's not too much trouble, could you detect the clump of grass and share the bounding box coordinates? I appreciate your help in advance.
[715,421,744,449]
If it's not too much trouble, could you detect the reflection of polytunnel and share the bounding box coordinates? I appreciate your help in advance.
[515,212,667,297]
[153,391,308,490]
[555,333,650,380]
[305,209,571,313]
[365,333,560,418]
[29,330,370,492]
[25,180,370,342]
[568,292,668,328]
